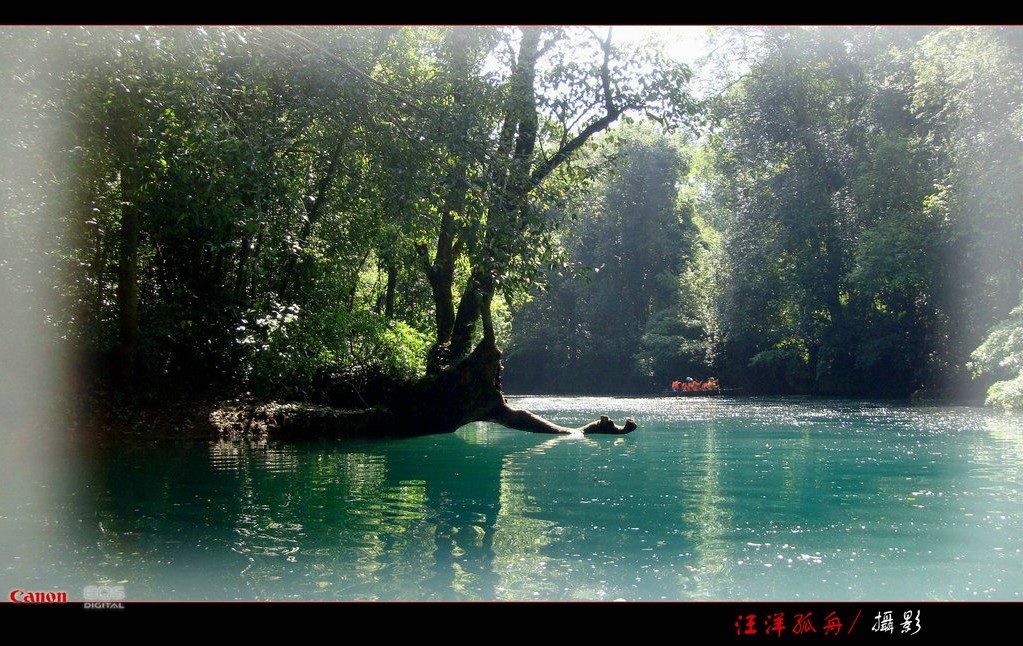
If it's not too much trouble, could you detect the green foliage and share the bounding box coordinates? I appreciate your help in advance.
[238,302,430,399]
[675,205,727,370]
[20,25,1023,406]
[34,27,447,390]
[983,374,1023,410]
[16,26,694,401]
[690,26,1022,397]
[970,295,1023,409]
[912,27,1023,368]
[634,306,709,382]
[750,339,810,380]
[505,121,699,392]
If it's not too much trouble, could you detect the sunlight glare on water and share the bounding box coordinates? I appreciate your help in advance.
[14,397,1023,600]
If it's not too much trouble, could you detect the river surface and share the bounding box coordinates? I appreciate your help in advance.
[4,397,1021,601]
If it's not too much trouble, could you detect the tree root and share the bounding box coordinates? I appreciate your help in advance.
[210,399,636,439]
[487,401,637,435]
[210,337,638,439]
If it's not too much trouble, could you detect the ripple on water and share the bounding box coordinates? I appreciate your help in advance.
[20,398,1019,600]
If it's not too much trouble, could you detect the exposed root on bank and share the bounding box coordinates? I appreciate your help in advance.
[209,398,636,439]
[209,338,637,439]
[209,400,396,439]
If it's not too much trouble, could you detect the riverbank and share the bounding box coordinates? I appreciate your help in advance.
[78,381,993,443]
[77,386,224,441]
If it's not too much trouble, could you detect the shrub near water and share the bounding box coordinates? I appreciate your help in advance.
[236,302,430,401]
[970,296,1023,410]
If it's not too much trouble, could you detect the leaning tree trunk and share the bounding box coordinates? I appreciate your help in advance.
[211,27,641,441]
[115,160,140,385]
[211,336,635,439]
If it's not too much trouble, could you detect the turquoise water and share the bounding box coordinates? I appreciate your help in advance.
[5,397,1022,601]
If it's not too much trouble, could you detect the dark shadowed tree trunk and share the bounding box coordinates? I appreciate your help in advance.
[415,28,637,436]
[211,26,693,438]
[383,261,397,319]
[213,332,635,438]
[111,114,140,385]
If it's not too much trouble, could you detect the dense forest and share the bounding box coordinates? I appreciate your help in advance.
[507,27,1023,404]
[2,26,1022,436]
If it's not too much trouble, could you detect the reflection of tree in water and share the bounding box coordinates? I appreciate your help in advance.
[228,445,436,600]
[980,412,1023,475]
[224,440,306,599]
[74,424,746,600]
[79,428,642,600]
[491,435,583,599]
[351,425,614,600]
[115,432,517,600]
[67,404,1023,600]
[495,432,677,600]
[677,422,732,599]
[971,412,1023,558]
[385,423,510,600]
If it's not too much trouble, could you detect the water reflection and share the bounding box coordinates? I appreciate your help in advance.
[981,412,1023,472]
[678,420,732,599]
[493,434,585,599]
[44,398,1023,600]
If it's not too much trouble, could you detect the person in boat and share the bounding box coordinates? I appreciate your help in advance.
[671,379,681,393]
[685,377,695,392]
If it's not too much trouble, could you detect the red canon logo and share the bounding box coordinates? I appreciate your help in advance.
[9,590,68,603]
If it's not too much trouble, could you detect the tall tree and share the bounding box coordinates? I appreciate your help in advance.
[389,26,694,433]
[505,121,697,394]
[913,27,1023,396]
[36,26,693,434]
[696,27,961,396]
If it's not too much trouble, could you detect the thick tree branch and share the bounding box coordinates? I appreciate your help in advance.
[529,108,623,190]
[488,404,637,435]
[302,135,345,225]
[600,27,615,115]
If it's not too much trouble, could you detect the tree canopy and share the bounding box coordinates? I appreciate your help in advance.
[2,26,693,434]
[3,25,1022,429]
[682,26,1023,403]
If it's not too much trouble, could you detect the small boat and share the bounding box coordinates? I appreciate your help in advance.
[665,377,722,397]
[660,388,722,397]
